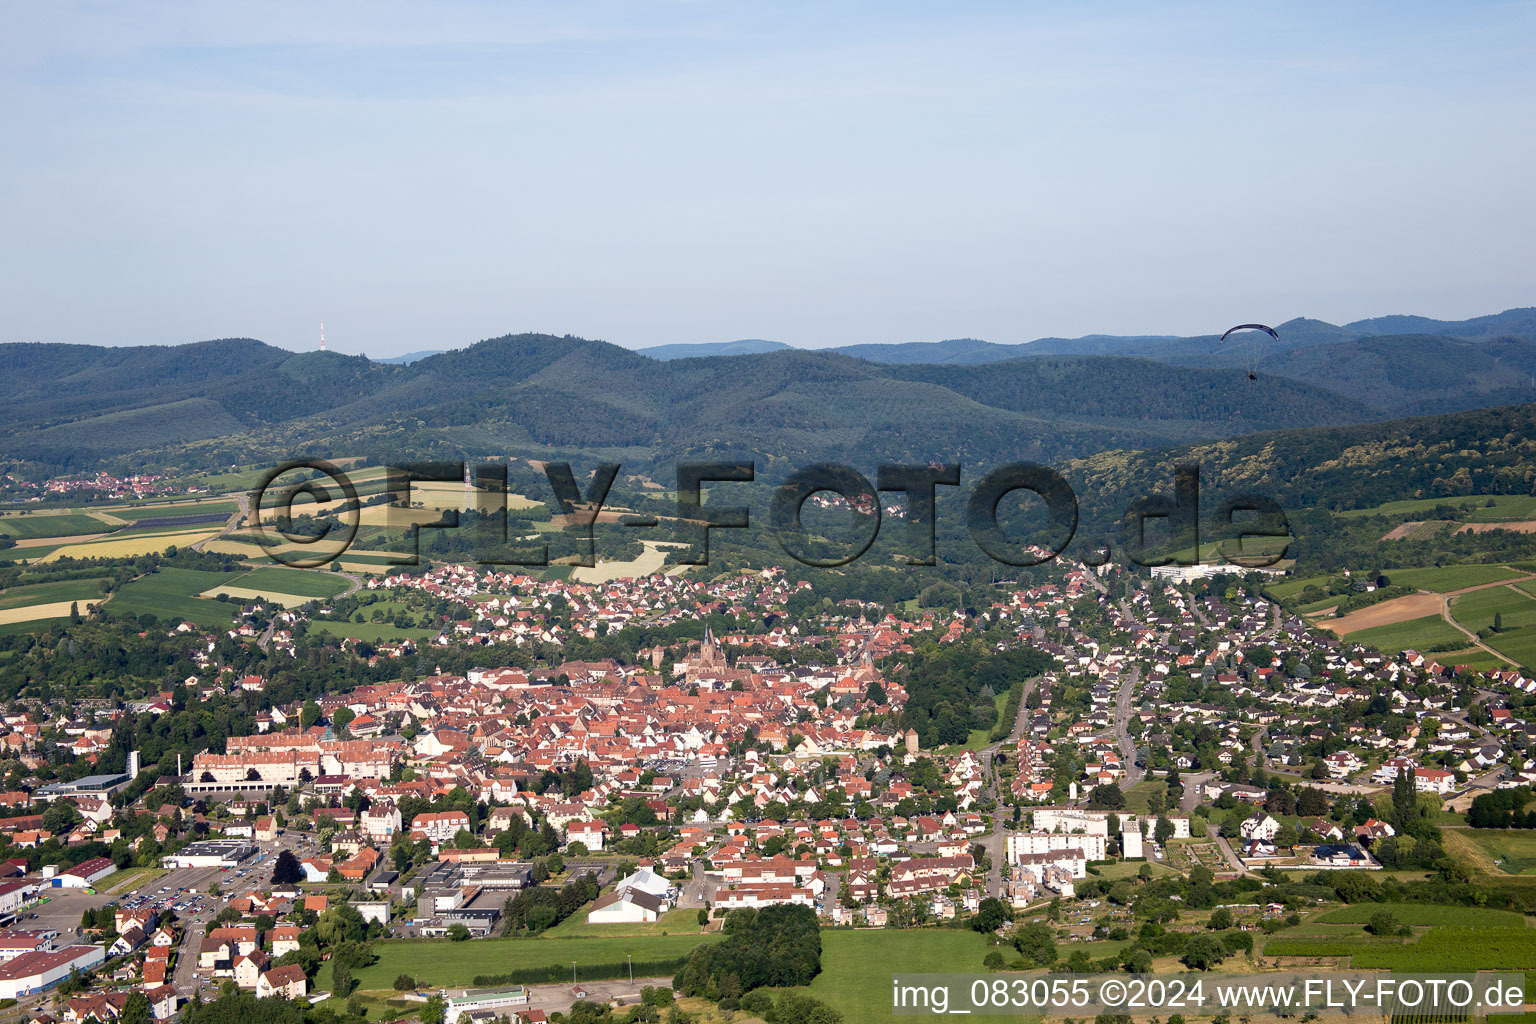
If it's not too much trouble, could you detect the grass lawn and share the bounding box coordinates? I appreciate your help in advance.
[1486,626,1536,670]
[1448,585,1536,632]
[308,621,438,643]
[1092,859,1178,880]
[1121,781,1166,815]
[341,933,721,992]
[1347,614,1466,654]
[107,567,244,627]
[1265,574,1332,601]
[0,577,110,611]
[960,690,1010,750]
[797,929,1016,1024]
[1383,564,1525,592]
[540,907,701,939]
[228,566,351,598]
[103,866,168,894]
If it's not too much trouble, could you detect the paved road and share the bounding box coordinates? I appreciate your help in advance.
[1212,835,1255,876]
[190,492,249,553]
[1112,666,1145,789]
[1179,771,1217,814]
[980,674,1043,897]
[1250,724,1269,769]
[676,858,715,909]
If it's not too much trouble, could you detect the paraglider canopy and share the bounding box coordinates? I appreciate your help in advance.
[1219,323,1279,379]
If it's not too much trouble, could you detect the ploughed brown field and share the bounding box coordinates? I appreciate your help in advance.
[1324,592,1443,634]
[1456,520,1536,534]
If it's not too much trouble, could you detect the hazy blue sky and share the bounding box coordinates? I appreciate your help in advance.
[3,1,1533,357]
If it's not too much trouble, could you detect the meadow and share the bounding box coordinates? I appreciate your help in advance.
[1441,827,1536,875]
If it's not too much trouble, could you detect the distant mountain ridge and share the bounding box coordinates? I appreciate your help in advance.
[2,306,1533,473]
[634,307,1536,367]
[638,339,791,359]
[374,349,445,364]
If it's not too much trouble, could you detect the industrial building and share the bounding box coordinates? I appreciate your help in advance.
[0,945,105,999]
[160,840,256,869]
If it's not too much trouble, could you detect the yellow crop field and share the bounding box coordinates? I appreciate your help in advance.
[201,586,316,608]
[570,541,687,584]
[42,529,221,561]
[0,599,102,625]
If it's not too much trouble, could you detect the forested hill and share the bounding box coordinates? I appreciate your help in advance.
[5,311,1536,478]
[1063,400,1536,525]
[0,333,1374,474]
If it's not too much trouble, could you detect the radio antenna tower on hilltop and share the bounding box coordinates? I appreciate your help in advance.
[320,322,326,352]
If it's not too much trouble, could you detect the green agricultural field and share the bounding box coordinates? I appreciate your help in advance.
[330,550,408,565]
[1348,614,1467,653]
[0,543,64,564]
[340,933,721,991]
[1382,564,1524,592]
[1487,626,1536,670]
[228,566,351,598]
[1463,495,1536,521]
[0,577,111,612]
[1449,585,1536,633]
[1313,902,1525,927]
[103,499,238,521]
[798,929,1012,1024]
[1351,926,1536,973]
[0,617,72,636]
[108,567,244,627]
[0,512,116,539]
[1334,495,1522,519]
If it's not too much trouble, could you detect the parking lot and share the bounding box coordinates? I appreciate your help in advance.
[13,887,115,940]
